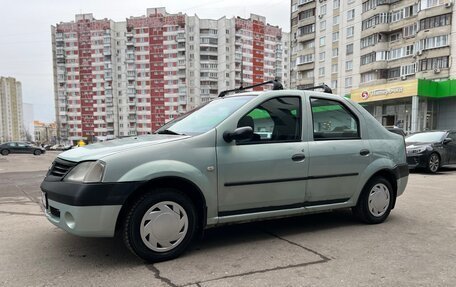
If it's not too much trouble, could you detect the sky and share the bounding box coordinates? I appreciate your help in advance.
[0,0,290,122]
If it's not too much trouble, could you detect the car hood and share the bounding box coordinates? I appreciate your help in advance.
[58,134,189,162]
[405,142,434,148]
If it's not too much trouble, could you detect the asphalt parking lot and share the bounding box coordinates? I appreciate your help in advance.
[0,153,455,286]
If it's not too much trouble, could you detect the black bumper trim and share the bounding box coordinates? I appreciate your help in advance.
[40,180,145,206]
[393,163,409,180]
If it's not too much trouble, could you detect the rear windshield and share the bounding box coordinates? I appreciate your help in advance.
[155,96,255,136]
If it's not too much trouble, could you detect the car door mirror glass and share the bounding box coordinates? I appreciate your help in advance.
[223,127,253,143]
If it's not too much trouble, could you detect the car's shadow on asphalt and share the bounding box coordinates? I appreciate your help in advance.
[410,165,456,175]
[44,208,368,267]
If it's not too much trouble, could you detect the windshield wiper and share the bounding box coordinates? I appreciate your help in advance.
[155,129,185,135]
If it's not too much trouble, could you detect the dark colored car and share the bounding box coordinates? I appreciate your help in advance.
[0,142,46,156]
[405,131,456,173]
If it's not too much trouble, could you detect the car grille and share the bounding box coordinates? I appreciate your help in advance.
[48,158,77,180]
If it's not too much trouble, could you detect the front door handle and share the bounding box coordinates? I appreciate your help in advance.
[292,154,306,161]
[360,149,370,156]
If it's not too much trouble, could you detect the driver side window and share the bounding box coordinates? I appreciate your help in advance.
[236,96,301,144]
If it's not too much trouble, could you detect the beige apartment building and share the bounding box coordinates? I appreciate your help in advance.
[290,0,456,133]
[0,77,24,143]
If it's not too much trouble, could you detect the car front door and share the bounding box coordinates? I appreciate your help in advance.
[306,97,372,205]
[16,143,29,153]
[216,96,309,217]
[446,132,456,163]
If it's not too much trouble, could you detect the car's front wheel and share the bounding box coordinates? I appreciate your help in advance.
[1,149,9,156]
[123,188,197,262]
[427,153,440,173]
[33,149,42,156]
[353,176,394,224]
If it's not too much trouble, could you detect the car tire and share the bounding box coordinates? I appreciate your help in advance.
[33,150,42,156]
[426,153,440,174]
[353,176,394,224]
[1,149,9,156]
[122,188,198,262]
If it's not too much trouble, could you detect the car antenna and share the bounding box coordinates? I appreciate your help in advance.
[298,83,332,94]
[218,79,283,98]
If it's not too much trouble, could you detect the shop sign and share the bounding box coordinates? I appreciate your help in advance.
[350,79,418,103]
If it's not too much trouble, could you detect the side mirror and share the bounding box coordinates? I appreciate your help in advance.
[443,138,452,144]
[223,127,253,143]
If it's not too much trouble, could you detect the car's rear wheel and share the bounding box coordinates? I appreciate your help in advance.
[33,150,42,156]
[123,188,197,262]
[353,176,393,224]
[1,149,9,156]
[427,153,440,173]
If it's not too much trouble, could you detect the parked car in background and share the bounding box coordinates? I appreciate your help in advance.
[0,142,46,156]
[50,144,72,151]
[41,86,409,262]
[406,130,456,173]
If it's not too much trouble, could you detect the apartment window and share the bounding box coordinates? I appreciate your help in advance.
[320,4,327,15]
[345,77,353,88]
[361,52,376,65]
[298,8,316,20]
[401,64,416,76]
[319,52,326,61]
[376,51,388,61]
[389,33,401,42]
[361,71,378,83]
[331,64,338,74]
[420,14,451,29]
[320,20,327,31]
[333,0,340,9]
[391,10,403,23]
[420,56,449,71]
[388,67,401,79]
[347,9,355,21]
[303,40,315,49]
[333,15,339,25]
[332,32,339,42]
[405,45,414,56]
[403,23,418,38]
[421,0,446,10]
[362,13,390,30]
[319,67,325,76]
[346,26,354,38]
[361,34,380,49]
[346,60,353,71]
[418,35,450,50]
[297,24,315,36]
[292,4,298,12]
[320,36,326,46]
[331,80,338,89]
[389,47,404,60]
[346,43,353,55]
[296,54,314,65]
[332,48,339,57]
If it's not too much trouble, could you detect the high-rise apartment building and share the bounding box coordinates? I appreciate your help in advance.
[290,0,456,132]
[52,8,287,141]
[0,77,24,142]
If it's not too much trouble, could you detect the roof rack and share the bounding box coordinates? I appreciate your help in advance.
[218,79,283,97]
[298,84,332,94]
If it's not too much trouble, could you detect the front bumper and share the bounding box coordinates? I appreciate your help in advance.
[406,154,429,169]
[41,180,144,237]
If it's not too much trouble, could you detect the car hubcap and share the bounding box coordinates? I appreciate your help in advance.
[368,183,390,217]
[429,155,439,172]
[140,201,188,252]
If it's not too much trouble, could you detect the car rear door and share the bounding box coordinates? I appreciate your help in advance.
[216,95,309,217]
[447,132,456,163]
[305,96,372,205]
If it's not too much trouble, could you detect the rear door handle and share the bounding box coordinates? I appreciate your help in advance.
[292,154,306,161]
[360,149,370,156]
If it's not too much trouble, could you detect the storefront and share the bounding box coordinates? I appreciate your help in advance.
[350,79,456,134]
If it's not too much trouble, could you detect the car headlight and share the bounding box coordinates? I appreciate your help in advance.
[407,146,430,154]
[64,161,105,183]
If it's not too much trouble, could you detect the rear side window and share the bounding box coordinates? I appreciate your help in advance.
[310,98,360,140]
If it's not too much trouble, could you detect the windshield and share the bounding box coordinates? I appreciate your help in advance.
[155,96,255,136]
[405,132,446,143]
